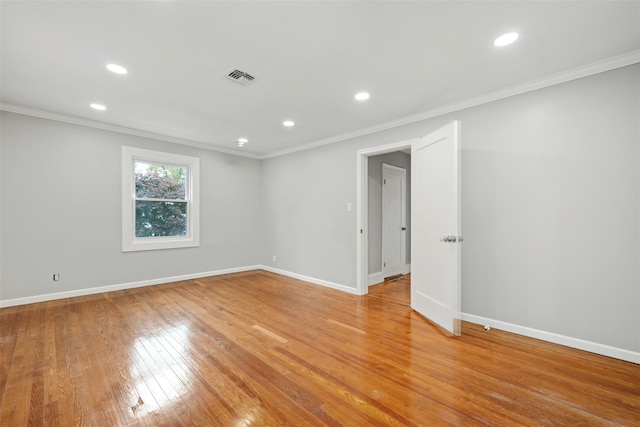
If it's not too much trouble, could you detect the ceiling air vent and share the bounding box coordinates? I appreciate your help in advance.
[226,68,256,86]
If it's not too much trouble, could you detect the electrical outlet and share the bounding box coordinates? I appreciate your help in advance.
[272,255,277,263]
[53,273,60,281]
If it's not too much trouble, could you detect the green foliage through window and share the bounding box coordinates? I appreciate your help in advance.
[134,162,188,237]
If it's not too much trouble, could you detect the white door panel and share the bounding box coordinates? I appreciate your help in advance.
[411,121,461,336]
[382,164,406,278]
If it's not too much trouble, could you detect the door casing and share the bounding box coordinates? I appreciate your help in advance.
[356,140,416,295]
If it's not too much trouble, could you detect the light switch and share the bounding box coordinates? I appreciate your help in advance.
[347,203,353,213]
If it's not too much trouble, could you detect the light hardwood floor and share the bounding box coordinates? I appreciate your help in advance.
[1,270,638,426]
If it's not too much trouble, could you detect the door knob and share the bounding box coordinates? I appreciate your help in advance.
[440,235,457,243]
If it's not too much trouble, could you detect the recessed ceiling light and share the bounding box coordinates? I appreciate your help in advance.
[106,63,128,75]
[238,138,248,143]
[283,120,295,127]
[90,103,107,111]
[494,32,519,47]
[355,92,370,101]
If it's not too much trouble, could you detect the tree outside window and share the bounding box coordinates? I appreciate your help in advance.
[122,147,199,252]
[135,162,187,237]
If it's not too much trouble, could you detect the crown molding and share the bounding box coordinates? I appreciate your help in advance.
[0,103,263,160]
[3,50,639,161]
[263,49,640,159]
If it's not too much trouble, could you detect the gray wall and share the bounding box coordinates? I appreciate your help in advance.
[0,112,263,301]
[261,141,357,286]
[1,64,638,354]
[368,152,411,274]
[261,64,640,352]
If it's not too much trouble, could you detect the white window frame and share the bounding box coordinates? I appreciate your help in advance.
[122,146,200,252]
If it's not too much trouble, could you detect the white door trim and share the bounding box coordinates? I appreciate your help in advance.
[356,139,418,295]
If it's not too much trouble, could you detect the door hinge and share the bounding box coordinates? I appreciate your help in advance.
[383,179,386,184]
[383,262,386,267]
[360,229,363,234]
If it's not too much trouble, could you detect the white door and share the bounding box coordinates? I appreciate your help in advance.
[382,164,406,278]
[411,121,461,336]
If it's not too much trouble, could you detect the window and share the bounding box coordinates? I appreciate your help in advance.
[122,146,199,252]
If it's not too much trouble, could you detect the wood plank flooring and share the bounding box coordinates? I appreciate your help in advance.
[1,270,638,426]
[367,275,411,307]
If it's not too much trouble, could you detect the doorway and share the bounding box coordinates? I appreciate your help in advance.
[356,139,416,295]
[356,121,462,336]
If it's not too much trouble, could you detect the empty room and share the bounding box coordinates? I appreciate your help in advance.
[1,1,639,425]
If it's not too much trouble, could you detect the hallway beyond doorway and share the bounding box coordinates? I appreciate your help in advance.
[367,274,410,306]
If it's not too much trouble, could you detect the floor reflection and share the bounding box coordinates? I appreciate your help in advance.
[130,323,192,414]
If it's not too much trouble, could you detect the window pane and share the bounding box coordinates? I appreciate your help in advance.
[135,201,187,237]
[135,162,186,199]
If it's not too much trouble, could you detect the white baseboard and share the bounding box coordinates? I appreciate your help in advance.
[259,265,361,295]
[4,268,636,365]
[0,265,261,308]
[403,263,411,275]
[462,313,640,365]
[368,272,384,286]
[368,267,411,286]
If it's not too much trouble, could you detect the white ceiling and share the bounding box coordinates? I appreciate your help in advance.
[1,1,639,157]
